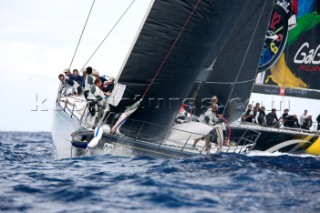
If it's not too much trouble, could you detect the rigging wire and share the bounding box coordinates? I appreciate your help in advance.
[189,0,251,116]
[68,0,96,70]
[142,0,202,99]
[203,0,251,145]
[81,0,136,71]
[110,0,202,132]
[220,0,269,143]
[223,0,269,115]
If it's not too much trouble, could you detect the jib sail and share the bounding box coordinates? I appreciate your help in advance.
[114,0,272,139]
[190,0,274,122]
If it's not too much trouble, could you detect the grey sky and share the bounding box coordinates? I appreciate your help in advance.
[2,0,319,132]
[0,0,151,131]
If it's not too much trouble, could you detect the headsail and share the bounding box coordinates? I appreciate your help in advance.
[190,0,274,122]
[113,0,272,140]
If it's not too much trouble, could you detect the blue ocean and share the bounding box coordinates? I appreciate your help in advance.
[1,132,320,213]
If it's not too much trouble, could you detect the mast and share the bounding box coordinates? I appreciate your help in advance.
[114,0,270,140]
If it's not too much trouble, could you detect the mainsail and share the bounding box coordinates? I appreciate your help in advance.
[113,0,274,139]
[190,0,274,122]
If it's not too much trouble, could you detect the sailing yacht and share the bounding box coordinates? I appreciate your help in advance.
[229,0,320,155]
[52,0,276,159]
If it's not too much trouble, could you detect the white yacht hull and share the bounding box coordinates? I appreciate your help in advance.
[52,105,83,159]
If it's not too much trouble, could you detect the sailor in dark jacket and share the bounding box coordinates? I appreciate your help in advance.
[64,69,76,82]
[281,109,290,122]
[266,108,279,127]
[302,115,313,130]
[58,73,80,95]
[243,104,254,123]
[255,106,266,126]
[284,114,300,128]
[72,69,83,85]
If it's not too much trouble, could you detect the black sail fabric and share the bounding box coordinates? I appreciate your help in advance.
[115,0,269,139]
[191,0,274,123]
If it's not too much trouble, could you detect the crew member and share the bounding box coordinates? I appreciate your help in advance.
[83,66,96,99]
[192,103,224,152]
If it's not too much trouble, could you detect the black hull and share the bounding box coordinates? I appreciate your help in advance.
[230,124,320,154]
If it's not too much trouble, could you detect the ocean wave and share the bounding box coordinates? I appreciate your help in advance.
[1,132,320,212]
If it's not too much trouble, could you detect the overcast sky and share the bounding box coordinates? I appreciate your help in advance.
[0,0,151,131]
[2,0,319,133]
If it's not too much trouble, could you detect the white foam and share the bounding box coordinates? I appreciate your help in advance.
[247,150,319,158]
